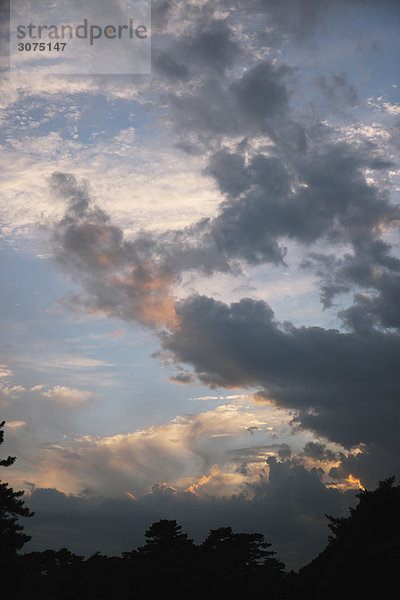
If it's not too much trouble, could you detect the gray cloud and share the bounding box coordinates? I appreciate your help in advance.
[152,0,399,71]
[50,172,178,330]
[157,44,398,279]
[307,238,400,330]
[152,10,242,80]
[152,51,189,82]
[313,72,358,112]
[205,139,397,267]
[328,443,400,489]
[150,0,400,316]
[24,457,356,570]
[302,442,339,462]
[164,60,292,154]
[161,294,400,456]
[168,372,197,385]
[339,273,400,331]
[49,0,399,287]
[50,116,398,286]
[152,0,353,49]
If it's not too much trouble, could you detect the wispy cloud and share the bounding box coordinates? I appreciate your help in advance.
[41,386,93,408]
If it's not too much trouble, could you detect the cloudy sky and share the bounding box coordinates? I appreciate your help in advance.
[1,0,400,570]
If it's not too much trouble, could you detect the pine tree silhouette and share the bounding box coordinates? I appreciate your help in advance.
[297,477,400,598]
[0,420,34,565]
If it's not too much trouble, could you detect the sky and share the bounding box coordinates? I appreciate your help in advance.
[1,0,400,571]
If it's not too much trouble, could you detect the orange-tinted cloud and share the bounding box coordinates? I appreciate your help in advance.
[186,464,220,494]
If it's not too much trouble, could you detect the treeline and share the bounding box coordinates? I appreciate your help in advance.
[14,521,286,599]
[1,421,400,598]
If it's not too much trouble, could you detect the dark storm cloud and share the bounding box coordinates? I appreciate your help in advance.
[208,154,289,265]
[189,131,394,273]
[186,19,241,73]
[328,443,400,489]
[340,274,400,331]
[302,442,338,463]
[24,458,356,570]
[205,138,397,268]
[161,294,400,453]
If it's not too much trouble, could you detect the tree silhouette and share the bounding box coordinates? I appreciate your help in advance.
[297,476,400,598]
[200,526,285,599]
[0,420,34,565]
[20,548,85,598]
[135,519,196,596]
[138,518,194,555]
[201,526,285,573]
[326,476,400,547]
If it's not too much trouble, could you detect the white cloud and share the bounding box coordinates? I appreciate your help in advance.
[0,364,13,378]
[8,399,301,497]
[382,102,400,116]
[41,385,93,407]
[5,420,26,428]
[0,384,25,398]
[30,384,46,392]
[0,124,221,245]
[0,73,140,114]
[21,354,114,370]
